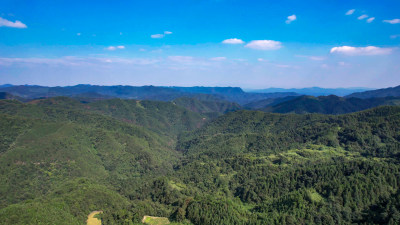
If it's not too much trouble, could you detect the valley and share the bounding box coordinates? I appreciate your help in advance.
[0,85,400,224]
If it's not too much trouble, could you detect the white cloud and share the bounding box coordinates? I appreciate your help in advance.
[105,46,125,51]
[286,14,296,24]
[222,38,245,44]
[383,19,400,24]
[367,17,375,23]
[0,17,27,28]
[151,31,172,39]
[77,33,81,36]
[245,40,282,50]
[151,34,164,38]
[330,46,393,56]
[257,58,267,62]
[106,46,116,51]
[210,57,226,61]
[358,14,368,20]
[346,9,355,15]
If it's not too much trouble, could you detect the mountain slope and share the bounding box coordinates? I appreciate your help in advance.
[346,85,400,99]
[260,95,400,114]
[172,97,241,118]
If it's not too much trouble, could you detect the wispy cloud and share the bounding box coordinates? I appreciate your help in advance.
[222,38,244,44]
[346,9,355,15]
[151,31,173,39]
[297,55,326,61]
[210,57,227,61]
[0,56,158,66]
[383,19,400,24]
[390,34,400,39]
[0,17,27,28]
[367,17,375,23]
[330,46,393,56]
[151,34,164,38]
[358,14,368,20]
[168,56,194,63]
[285,14,296,24]
[245,40,282,50]
[105,46,125,51]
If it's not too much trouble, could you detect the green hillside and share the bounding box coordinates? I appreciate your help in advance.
[172,97,241,118]
[1,98,400,224]
[260,95,400,114]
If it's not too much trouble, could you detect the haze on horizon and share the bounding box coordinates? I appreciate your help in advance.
[0,0,399,89]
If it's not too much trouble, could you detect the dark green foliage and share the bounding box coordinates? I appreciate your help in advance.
[1,97,400,225]
[172,97,241,118]
[259,95,400,114]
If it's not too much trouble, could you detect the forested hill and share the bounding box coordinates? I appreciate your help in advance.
[178,106,400,158]
[1,97,400,224]
[258,95,400,114]
[346,85,400,99]
[0,92,24,101]
[173,106,400,224]
[0,97,206,138]
[172,97,242,118]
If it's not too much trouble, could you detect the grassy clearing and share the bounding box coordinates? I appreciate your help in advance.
[306,189,324,203]
[142,216,170,225]
[87,211,102,225]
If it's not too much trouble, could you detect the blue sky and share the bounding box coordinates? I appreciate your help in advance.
[0,0,399,88]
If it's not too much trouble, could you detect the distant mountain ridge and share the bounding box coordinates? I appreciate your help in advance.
[247,87,373,97]
[0,84,299,105]
[260,95,400,114]
[346,85,400,99]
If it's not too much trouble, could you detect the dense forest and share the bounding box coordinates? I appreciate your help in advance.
[1,96,400,224]
[255,95,400,114]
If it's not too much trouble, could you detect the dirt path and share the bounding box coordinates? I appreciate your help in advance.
[87,211,103,225]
